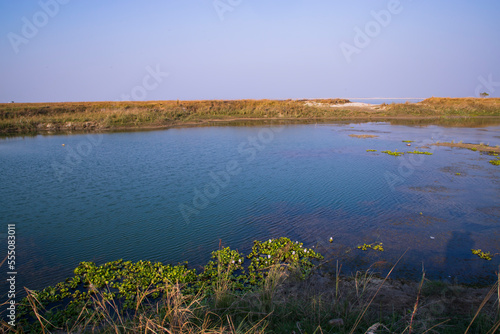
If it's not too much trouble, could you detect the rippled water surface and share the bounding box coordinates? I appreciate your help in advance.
[1,121,499,293]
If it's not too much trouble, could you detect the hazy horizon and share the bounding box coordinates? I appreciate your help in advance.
[1,0,499,103]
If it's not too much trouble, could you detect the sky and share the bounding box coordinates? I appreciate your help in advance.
[1,0,499,102]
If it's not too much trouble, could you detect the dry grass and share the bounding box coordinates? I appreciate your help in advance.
[348,134,379,139]
[1,98,499,135]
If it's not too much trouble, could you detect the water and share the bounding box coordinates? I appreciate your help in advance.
[1,121,499,296]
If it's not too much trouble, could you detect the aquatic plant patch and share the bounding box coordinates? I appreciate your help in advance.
[15,237,323,331]
[357,243,384,252]
[406,150,433,155]
[489,158,500,166]
[471,249,492,260]
[381,150,404,156]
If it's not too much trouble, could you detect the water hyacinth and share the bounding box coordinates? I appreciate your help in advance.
[15,237,325,331]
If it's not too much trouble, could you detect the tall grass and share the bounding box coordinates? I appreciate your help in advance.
[2,98,499,134]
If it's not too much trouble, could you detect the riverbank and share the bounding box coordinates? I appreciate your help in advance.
[4,238,499,333]
[1,97,500,135]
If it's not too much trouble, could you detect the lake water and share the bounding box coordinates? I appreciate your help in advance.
[1,121,499,295]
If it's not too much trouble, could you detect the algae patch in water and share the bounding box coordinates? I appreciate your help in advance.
[406,150,433,155]
[357,243,384,252]
[471,249,492,260]
[489,158,500,166]
[381,150,404,156]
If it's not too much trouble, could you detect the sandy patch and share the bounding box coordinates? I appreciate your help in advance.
[349,134,379,138]
[304,101,378,109]
[432,142,500,153]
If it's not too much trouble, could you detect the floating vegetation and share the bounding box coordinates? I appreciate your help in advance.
[406,150,433,155]
[489,159,500,166]
[455,172,461,175]
[471,249,492,260]
[381,150,404,156]
[357,243,384,252]
[469,147,478,151]
[366,149,377,152]
[402,140,414,143]
[487,151,498,156]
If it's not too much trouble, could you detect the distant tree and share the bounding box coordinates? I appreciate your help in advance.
[480,92,489,98]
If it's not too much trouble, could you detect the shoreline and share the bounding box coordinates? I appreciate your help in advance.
[2,97,500,137]
[2,115,500,138]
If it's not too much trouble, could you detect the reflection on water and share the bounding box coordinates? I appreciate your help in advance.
[0,121,499,296]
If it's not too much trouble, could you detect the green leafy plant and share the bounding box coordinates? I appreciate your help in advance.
[489,158,500,166]
[381,150,404,156]
[406,150,433,155]
[357,243,384,252]
[471,249,492,260]
[247,237,323,284]
[366,149,377,152]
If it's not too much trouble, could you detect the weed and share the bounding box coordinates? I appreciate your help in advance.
[357,243,384,252]
[381,150,404,157]
[471,249,493,260]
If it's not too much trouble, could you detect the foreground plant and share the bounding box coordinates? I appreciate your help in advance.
[12,237,323,332]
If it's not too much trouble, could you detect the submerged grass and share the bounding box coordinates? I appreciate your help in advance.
[1,239,499,333]
[1,97,500,135]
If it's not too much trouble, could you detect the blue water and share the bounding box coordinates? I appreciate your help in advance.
[1,121,499,295]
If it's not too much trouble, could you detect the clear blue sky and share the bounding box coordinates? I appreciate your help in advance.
[1,0,499,102]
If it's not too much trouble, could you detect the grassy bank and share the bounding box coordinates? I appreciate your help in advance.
[2,238,499,333]
[1,98,500,135]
